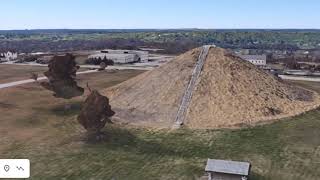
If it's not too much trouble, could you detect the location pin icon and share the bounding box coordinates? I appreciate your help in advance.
[4,165,10,172]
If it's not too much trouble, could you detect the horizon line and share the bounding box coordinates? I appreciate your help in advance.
[1,28,320,31]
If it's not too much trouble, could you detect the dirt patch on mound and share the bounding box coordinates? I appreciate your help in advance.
[104,47,320,129]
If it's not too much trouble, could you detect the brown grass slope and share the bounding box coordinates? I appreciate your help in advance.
[185,48,320,128]
[104,47,320,129]
[104,48,201,128]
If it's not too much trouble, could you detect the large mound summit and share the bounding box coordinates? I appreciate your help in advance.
[103,46,320,129]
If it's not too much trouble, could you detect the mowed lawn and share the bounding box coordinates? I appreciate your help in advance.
[0,71,320,180]
[0,64,48,84]
[0,64,90,84]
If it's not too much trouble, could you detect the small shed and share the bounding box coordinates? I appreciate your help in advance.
[205,159,251,180]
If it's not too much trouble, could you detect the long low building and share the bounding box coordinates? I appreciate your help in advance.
[89,53,140,64]
[238,54,267,66]
[88,49,149,64]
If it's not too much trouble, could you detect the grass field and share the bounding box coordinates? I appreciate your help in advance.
[0,72,320,179]
[0,64,48,84]
[286,80,320,94]
[0,64,91,84]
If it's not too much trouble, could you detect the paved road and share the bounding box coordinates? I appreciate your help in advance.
[1,61,318,91]
[0,63,153,90]
[279,75,320,82]
[82,65,154,70]
[1,62,154,71]
[0,70,99,89]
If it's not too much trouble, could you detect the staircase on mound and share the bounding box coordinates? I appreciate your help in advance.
[173,45,213,128]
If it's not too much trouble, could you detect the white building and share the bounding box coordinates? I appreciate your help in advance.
[0,51,18,61]
[239,55,267,66]
[89,53,139,64]
[88,49,149,64]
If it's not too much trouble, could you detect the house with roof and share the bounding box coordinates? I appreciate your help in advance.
[0,51,18,61]
[205,159,251,180]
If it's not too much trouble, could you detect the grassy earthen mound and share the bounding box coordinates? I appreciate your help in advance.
[186,48,320,128]
[104,47,320,129]
[104,48,201,128]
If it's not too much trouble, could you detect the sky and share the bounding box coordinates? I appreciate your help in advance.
[1,0,320,30]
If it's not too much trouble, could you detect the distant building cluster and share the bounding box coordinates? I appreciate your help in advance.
[235,48,320,63]
[0,51,18,61]
[88,49,149,64]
